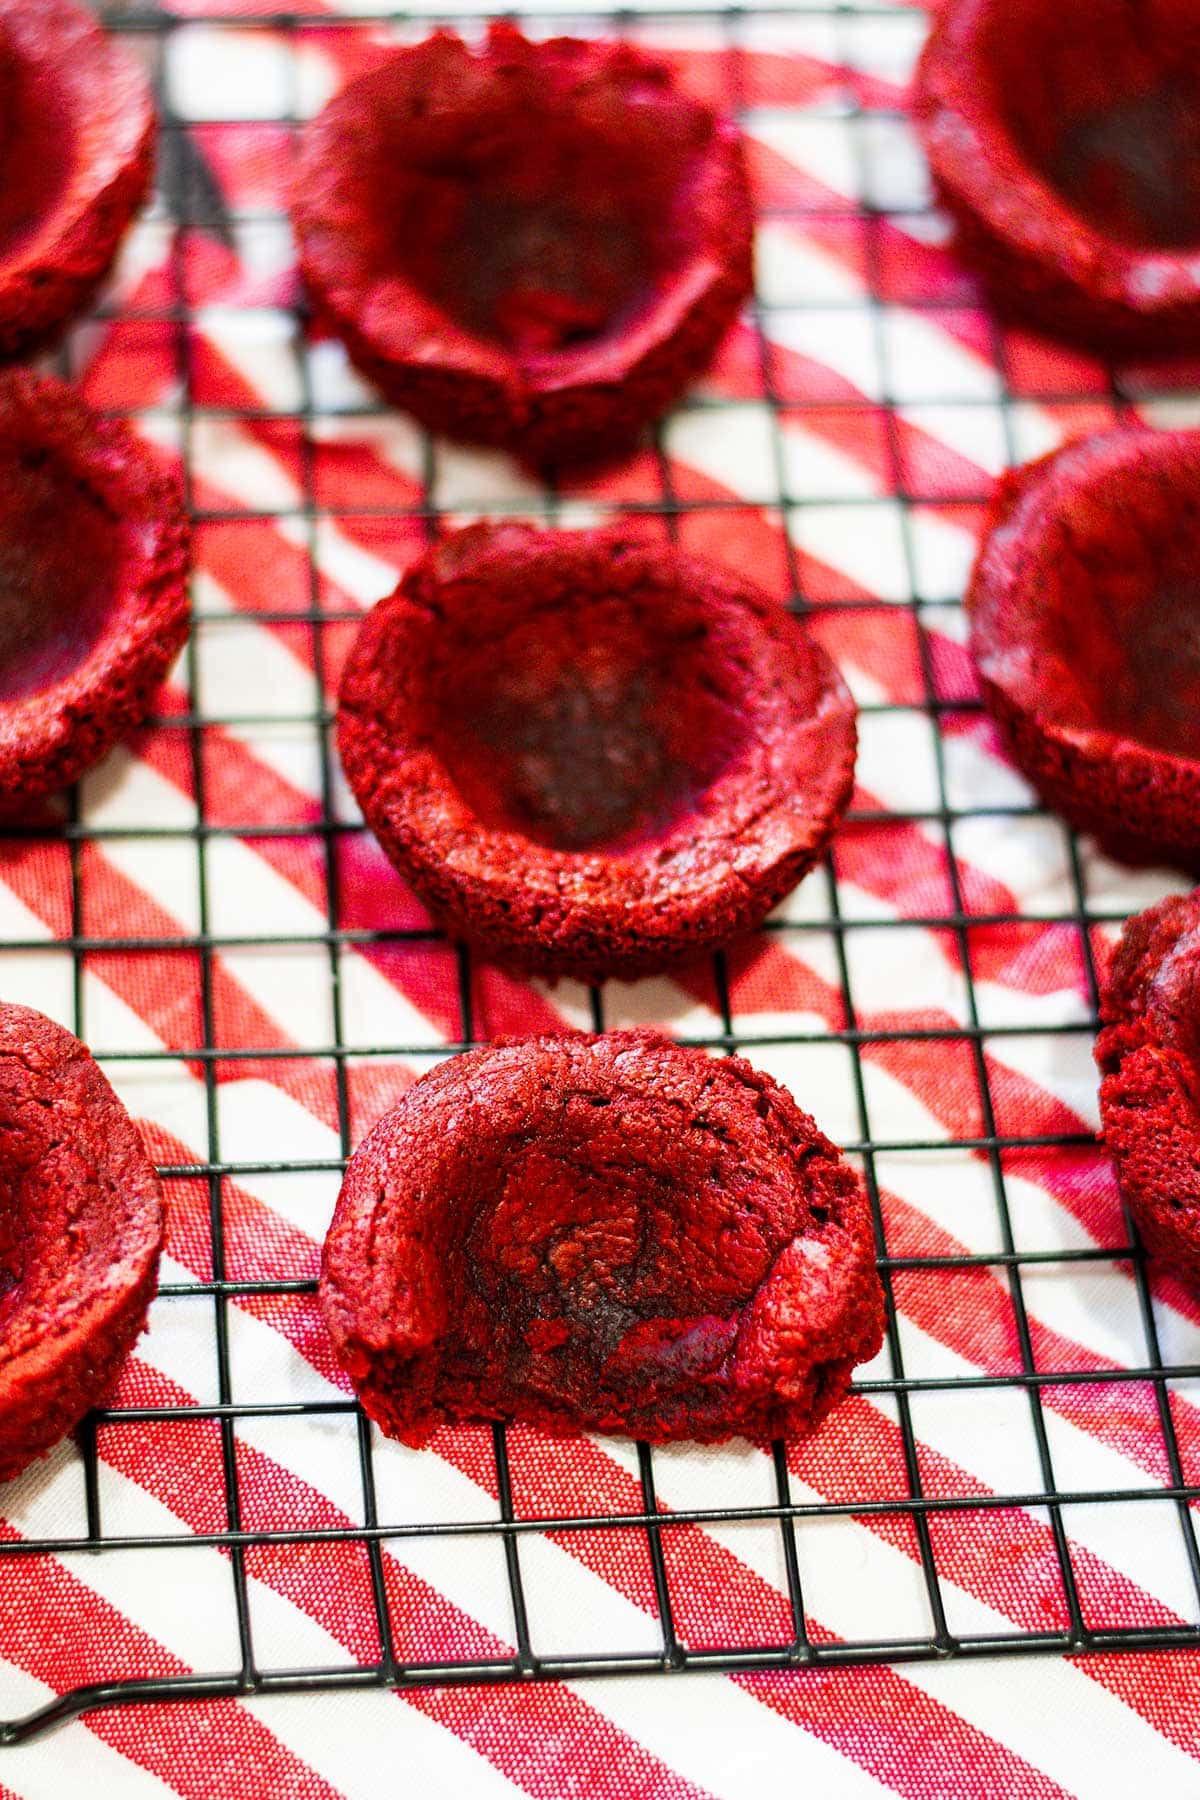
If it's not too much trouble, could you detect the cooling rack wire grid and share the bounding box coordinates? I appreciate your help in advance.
[2,0,1200,1749]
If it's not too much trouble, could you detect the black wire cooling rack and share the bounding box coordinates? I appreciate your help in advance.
[3,0,1200,1746]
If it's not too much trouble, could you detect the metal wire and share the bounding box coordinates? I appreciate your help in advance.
[3,0,1199,1745]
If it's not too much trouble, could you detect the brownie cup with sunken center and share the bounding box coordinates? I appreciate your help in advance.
[0,1002,163,1483]
[292,24,754,466]
[968,427,1200,870]
[0,370,190,810]
[0,0,155,360]
[337,522,857,981]
[915,0,1200,352]
[321,1032,885,1445]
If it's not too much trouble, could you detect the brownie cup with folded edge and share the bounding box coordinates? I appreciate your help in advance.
[915,0,1200,352]
[0,1002,164,1483]
[0,0,156,360]
[337,522,857,981]
[292,24,754,466]
[1097,891,1200,1287]
[0,369,190,810]
[967,428,1200,870]
[321,1031,885,1445]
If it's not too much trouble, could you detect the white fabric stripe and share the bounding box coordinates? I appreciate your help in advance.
[82,755,196,832]
[646,1436,1200,1797]
[91,1025,213,1153]
[195,309,302,411]
[744,114,861,205]
[570,1673,896,1800]
[0,874,74,1026]
[195,614,318,722]
[0,880,52,944]
[779,418,887,497]
[239,1685,526,1800]
[665,407,782,502]
[0,1658,181,1800]
[908,1654,1184,1797]
[191,421,302,509]
[899,403,1008,477]
[313,521,402,609]
[754,219,867,304]
[215,1079,339,1169]
[309,412,427,484]
[133,1308,891,1800]
[764,306,884,401]
[99,838,203,937]
[69,1469,525,1800]
[537,975,719,1038]
[893,1320,1196,1618]
[946,815,1078,917]
[942,730,1038,810]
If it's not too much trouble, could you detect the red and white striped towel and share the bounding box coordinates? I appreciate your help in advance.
[2,3,1198,1792]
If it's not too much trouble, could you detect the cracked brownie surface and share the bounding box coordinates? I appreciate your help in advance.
[320,1031,885,1445]
[1098,892,1200,1288]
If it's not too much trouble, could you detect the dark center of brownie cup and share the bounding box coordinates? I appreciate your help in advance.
[424,573,750,852]
[1002,444,1200,762]
[410,187,650,353]
[376,70,706,356]
[1054,551,1200,760]
[984,0,1200,249]
[0,445,116,702]
[1093,575,1200,756]
[1046,86,1200,250]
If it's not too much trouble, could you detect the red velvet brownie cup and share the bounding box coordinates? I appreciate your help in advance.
[0,0,156,360]
[967,428,1200,869]
[915,0,1200,352]
[0,369,190,809]
[0,1002,163,1482]
[292,25,753,466]
[338,523,857,980]
[1097,892,1200,1286]
[321,1031,884,1445]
